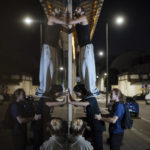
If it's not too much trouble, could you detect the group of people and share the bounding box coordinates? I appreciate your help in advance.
[10,85,125,150]
[36,6,100,98]
[9,5,126,150]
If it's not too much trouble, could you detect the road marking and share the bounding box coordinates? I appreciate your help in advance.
[140,117,150,124]
[131,127,150,144]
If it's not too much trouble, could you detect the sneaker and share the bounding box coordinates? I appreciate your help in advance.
[35,88,44,97]
[92,88,100,97]
[35,92,43,97]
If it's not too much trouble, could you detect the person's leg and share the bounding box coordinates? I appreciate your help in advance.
[37,44,50,94]
[84,44,99,94]
[79,46,86,85]
[12,133,26,150]
[93,131,103,150]
[33,129,42,150]
[49,46,58,89]
[110,133,124,150]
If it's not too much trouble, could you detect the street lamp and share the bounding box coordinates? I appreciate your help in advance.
[115,16,124,25]
[23,16,43,50]
[60,67,64,71]
[99,51,104,56]
[23,17,33,25]
[105,16,125,106]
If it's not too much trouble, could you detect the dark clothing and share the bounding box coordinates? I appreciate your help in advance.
[109,102,125,134]
[12,132,27,150]
[76,24,91,47]
[93,131,103,150]
[31,97,53,150]
[43,24,61,48]
[10,103,27,150]
[10,103,27,135]
[84,95,106,132]
[83,94,105,150]
[110,132,124,150]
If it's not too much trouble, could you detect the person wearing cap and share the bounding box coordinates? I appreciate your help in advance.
[40,118,67,150]
[67,84,105,150]
[69,119,93,150]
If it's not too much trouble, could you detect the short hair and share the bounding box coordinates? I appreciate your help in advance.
[73,84,88,95]
[12,88,26,102]
[71,119,87,136]
[48,118,63,136]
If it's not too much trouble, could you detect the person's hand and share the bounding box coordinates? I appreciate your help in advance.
[65,88,70,95]
[63,97,67,104]
[95,114,102,120]
[34,114,41,121]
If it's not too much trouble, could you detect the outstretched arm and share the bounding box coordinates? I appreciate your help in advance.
[45,97,67,107]
[69,16,88,25]
[95,115,119,124]
[68,94,89,107]
[47,16,66,25]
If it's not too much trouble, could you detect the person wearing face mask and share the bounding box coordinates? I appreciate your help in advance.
[95,88,125,150]
[10,88,41,150]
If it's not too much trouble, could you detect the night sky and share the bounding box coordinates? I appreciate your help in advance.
[0,0,150,76]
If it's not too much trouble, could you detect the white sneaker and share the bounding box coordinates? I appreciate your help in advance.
[92,88,100,97]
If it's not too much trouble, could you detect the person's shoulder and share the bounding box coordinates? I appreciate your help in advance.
[116,102,125,111]
[77,138,93,149]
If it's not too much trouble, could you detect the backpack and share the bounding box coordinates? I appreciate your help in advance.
[3,104,14,130]
[121,104,133,129]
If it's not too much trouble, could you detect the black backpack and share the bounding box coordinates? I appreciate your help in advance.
[3,104,14,130]
[121,104,133,129]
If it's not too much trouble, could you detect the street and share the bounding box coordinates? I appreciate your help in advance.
[0,100,150,150]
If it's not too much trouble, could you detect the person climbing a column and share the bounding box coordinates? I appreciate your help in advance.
[36,8,67,97]
[68,6,100,96]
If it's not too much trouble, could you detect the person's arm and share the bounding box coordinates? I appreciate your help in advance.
[67,94,89,107]
[45,97,67,107]
[101,116,119,124]
[47,16,66,25]
[70,100,90,107]
[16,114,41,124]
[69,16,88,25]
[95,114,118,124]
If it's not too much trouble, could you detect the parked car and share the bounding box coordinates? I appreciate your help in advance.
[108,97,139,117]
[133,93,146,101]
[145,92,150,104]
[125,97,139,117]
